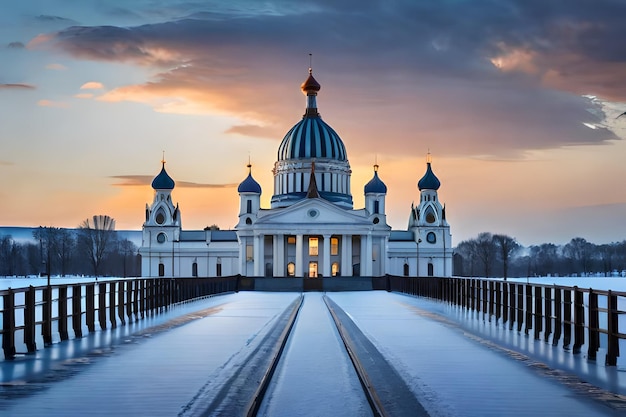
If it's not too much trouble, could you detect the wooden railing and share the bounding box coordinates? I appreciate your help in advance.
[1,276,239,360]
[389,276,626,366]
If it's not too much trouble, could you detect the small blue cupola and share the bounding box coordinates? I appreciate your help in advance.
[417,162,440,191]
[238,163,262,194]
[365,164,387,216]
[152,161,175,190]
[238,163,262,220]
[364,165,388,194]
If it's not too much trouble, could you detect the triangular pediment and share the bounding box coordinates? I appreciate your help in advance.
[255,198,372,227]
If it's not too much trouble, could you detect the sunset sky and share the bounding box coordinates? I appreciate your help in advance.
[1,0,626,246]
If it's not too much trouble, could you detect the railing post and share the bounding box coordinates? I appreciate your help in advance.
[42,285,53,346]
[2,289,16,360]
[544,287,552,343]
[108,282,117,329]
[98,283,107,330]
[563,288,572,350]
[606,291,619,366]
[508,283,516,330]
[118,281,126,325]
[72,285,83,338]
[534,285,542,340]
[24,286,37,353]
[495,281,502,323]
[58,286,69,341]
[573,286,584,354]
[126,280,133,321]
[553,287,562,347]
[502,282,508,324]
[517,284,524,332]
[86,283,95,333]
[587,289,599,360]
[525,284,532,335]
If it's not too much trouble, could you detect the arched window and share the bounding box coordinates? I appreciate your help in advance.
[332,262,340,276]
[428,263,434,276]
[192,262,198,277]
[287,262,295,276]
[158,263,165,277]
[374,200,380,214]
[403,263,409,276]
[246,200,252,214]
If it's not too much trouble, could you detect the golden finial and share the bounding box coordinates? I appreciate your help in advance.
[161,150,166,165]
[426,149,432,164]
[247,154,252,171]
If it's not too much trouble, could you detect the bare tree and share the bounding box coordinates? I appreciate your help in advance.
[77,215,116,276]
[563,237,593,275]
[475,232,496,278]
[493,234,520,280]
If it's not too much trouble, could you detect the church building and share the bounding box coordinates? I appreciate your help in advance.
[139,69,453,278]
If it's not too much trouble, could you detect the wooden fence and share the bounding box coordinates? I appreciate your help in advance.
[389,276,625,366]
[1,276,239,360]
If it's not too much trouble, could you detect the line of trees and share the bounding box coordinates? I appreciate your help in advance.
[0,215,140,278]
[454,232,626,279]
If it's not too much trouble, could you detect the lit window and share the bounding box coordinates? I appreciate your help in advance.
[331,237,339,255]
[246,244,253,261]
[287,262,295,276]
[287,236,296,245]
[332,262,339,276]
[309,237,318,256]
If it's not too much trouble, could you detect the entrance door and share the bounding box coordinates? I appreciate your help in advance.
[309,261,318,278]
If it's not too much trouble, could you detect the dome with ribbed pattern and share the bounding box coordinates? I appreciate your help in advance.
[276,69,347,162]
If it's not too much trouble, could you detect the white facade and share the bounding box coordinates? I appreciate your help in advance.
[139,70,452,278]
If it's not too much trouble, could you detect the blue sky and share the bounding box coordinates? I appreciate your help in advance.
[1,0,626,245]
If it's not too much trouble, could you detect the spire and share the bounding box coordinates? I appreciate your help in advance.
[301,56,321,118]
[306,161,320,198]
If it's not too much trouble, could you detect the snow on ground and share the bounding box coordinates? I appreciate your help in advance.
[257,292,372,417]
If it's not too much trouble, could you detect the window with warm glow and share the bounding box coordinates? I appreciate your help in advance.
[309,237,318,256]
[246,244,253,261]
[331,237,339,255]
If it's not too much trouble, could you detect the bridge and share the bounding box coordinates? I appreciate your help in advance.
[1,276,626,416]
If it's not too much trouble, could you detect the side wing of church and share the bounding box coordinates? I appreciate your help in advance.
[138,69,453,278]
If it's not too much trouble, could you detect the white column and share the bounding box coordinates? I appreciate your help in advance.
[295,234,304,277]
[341,235,351,276]
[360,235,367,276]
[254,234,265,276]
[361,235,372,277]
[323,234,331,278]
[273,234,284,276]
[239,237,246,276]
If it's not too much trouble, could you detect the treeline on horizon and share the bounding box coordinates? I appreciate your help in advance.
[454,232,626,279]
[0,215,140,278]
[1,222,624,279]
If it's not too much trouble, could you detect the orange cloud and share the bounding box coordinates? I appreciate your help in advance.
[37,99,69,108]
[80,81,104,89]
[46,63,67,70]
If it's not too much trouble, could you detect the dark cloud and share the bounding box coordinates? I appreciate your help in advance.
[36,15,79,25]
[40,0,626,157]
[111,175,236,188]
[0,83,35,90]
[7,42,25,49]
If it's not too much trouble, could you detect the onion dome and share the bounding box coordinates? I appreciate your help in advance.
[364,164,387,194]
[418,162,440,191]
[276,69,347,161]
[151,161,175,190]
[238,164,262,194]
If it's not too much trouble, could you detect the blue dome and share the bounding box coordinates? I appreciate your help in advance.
[151,163,175,190]
[238,166,262,194]
[418,162,440,191]
[364,169,387,194]
[277,69,347,162]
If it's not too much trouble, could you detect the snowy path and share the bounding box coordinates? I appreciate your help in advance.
[1,291,625,416]
[329,291,621,417]
[257,293,373,417]
[0,292,300,417]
